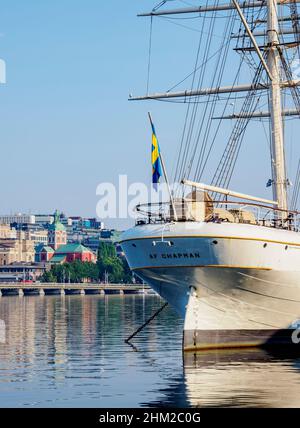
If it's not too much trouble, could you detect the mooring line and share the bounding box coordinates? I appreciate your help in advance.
[125,302,169,346]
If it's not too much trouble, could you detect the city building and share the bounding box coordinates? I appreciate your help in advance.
[0,262,48,282]
[50,243,97,264]
[48,211,67,250]
[36,242,96,264]
[0,237,35,265]
[18,230,48,246]
[0,214,35,225]
[0,211,111,267]
[35,211,97,264]
[59,214,73,228]
[69,216,81,229]
[34,214,54,227]
[35,245,54,262]
[68,216,104,231]
[81,237,101,252]
[0,224,17,239]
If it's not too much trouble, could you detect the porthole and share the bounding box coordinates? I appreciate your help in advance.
[285,245,288,250]
[263,243,267,248]
[212,240,218,245]
[132,243,136,248]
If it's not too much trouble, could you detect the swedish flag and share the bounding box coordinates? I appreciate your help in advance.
[151,121,162,189]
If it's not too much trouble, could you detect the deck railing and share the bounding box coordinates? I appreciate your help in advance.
[135,200,300,232]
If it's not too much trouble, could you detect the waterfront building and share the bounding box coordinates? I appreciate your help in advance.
[0,262,48,282]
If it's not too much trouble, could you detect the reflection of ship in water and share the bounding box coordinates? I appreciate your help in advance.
[145,349,300,408]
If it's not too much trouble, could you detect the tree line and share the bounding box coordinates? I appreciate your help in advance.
[41,242,137,284]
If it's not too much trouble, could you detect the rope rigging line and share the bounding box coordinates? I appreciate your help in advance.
[177,0,219,186]
[152,0,174,12]
[207,5,268,196]
[289,0,300,58]
[194,57,244,182]
[166,39,232,94]
[192,9,237,182]
[190,8,234,180]
[173,0,213,186]
[277,24,300,209]
[182,4,229,183]
[210,60,265,198]
[291,158,300,209]
[147,17,153,95]
[172,10,206,182]
[172,2,267,194]
[174,0,224,188]
[280,50,300,115]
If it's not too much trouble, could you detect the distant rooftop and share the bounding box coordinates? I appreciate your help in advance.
[55,243,94,254]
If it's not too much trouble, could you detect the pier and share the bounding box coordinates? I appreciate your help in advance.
[0,283,151,297]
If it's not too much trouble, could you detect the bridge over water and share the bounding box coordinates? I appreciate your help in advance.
[0,283,151,297]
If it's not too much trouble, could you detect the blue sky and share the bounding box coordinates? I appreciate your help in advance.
[0,0,200,229]
[0,1,298,229]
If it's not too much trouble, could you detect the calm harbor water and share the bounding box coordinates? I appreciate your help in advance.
[1,294,300,407]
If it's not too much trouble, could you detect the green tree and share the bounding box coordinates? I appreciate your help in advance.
[41,270,57,283]
[121,256,133,284]
[41,242,134,284]
[41,260,100,283]
[97,242,125,283]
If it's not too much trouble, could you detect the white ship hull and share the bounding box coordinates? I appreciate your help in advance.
[121,221,300,350]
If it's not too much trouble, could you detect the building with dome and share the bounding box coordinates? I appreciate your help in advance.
[36,211,96,264]
[48,210,67,250]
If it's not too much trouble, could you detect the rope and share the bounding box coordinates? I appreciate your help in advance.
[147,17,153,95]
[192,9,237,182]
[173,0,211,185]
[176,0,214,186]
[124,302,169,345]
[292,158,300,210]
[211,60,265,197]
